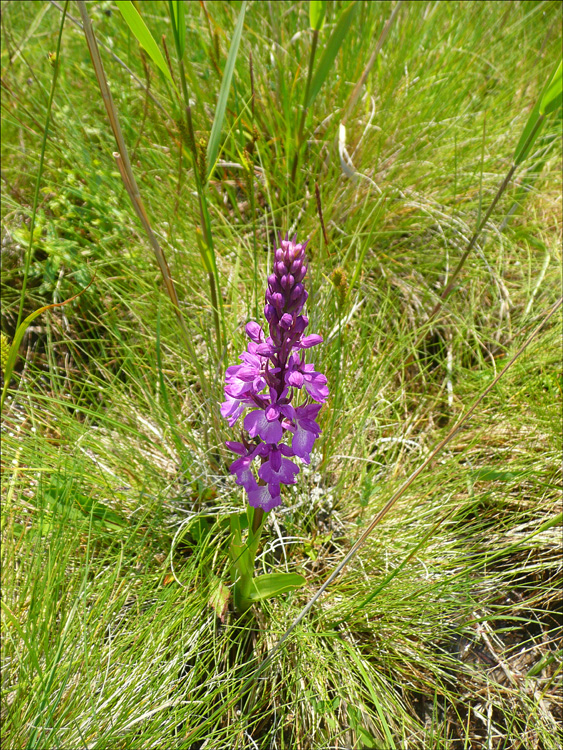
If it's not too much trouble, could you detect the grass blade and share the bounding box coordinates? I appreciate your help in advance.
[170,0,186,59]
[540,59,562,114]
[206,1,247,180]
[15,1,68,334]
[309,0,326,31]
[306,1,358,109]
[117,0,178,91]
[77,0,209,398]
[514,58,561,164]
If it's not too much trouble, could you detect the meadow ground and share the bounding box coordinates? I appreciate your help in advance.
[1,1,562,748]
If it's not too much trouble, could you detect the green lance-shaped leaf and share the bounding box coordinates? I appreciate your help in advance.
[206,1,247,181]
[247,572,307,602]
[117,1,178,90]
[306,1,358,109]
[170,0,186,59]
[514,58,562,165]
[309,0,326,31]
[540,59,562,115]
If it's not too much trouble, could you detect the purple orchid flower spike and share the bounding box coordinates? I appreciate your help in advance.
[221,233,328,512]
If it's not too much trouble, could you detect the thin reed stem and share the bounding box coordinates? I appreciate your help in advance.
[290,28,319,183]
[16,1,68,332]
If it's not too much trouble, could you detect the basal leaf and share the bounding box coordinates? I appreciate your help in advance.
[248,572,306,602]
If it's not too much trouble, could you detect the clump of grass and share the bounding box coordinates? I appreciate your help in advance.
[1,1,562,749]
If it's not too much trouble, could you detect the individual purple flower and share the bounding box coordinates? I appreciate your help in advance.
[258,444,300,486]
[247,483,282,512]
[288,404,322,464]
[220,394,247,427]
[284,353,329,401]
[244,408,284,444]
[222,233,328,510]
[227,441,265,492]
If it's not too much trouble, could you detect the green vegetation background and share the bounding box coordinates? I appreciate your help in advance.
[1,1,561,748]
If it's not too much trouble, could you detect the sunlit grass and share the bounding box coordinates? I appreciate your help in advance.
[1,1,561,748]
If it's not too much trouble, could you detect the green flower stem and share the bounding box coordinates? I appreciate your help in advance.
[230,506,266,614]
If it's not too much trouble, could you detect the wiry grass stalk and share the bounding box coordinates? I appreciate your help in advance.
[290,27,320,184]
[76,0,209,398]
[15,0,68,333]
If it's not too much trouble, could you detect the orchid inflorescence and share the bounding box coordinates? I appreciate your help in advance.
[221,233,328,512]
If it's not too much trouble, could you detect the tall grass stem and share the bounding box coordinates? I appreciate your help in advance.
[290,28,320,183]
[15,1,68,333]
[76,0,209,396]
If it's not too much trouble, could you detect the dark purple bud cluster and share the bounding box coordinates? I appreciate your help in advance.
[221,233,328,512]
[265,239,308,326]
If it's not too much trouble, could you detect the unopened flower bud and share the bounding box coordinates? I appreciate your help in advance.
[287,244,299,262]
[290,283,304,301]
[272,292,284,310]
[264,303,277,322]
[280,313,293,330]
[293,315,308,334]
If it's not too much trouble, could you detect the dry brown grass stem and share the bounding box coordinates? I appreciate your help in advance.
[76,0,208,398]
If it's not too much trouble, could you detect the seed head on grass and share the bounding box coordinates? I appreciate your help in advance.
[1,332,9,376]
[330,266,348,309]
[221,233,328,511]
